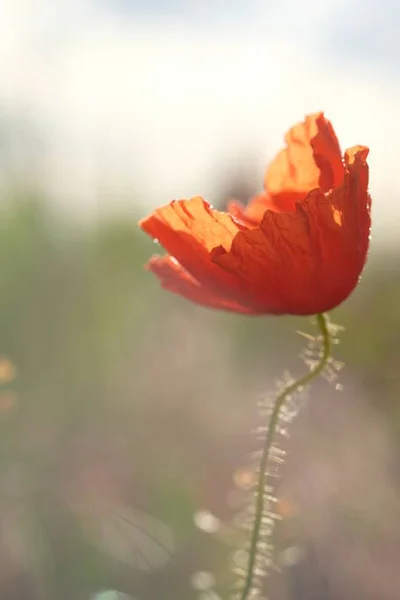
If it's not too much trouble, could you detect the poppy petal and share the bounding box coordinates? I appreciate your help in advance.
[264,112,344,212]
[147,255,252,313]
[139,196,244,297]
[213,146,370,315]
[228,192,278,228]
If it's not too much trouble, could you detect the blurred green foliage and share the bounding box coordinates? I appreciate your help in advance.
[0,192,399,600]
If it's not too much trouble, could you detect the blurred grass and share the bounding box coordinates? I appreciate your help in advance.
[0,190,399,600]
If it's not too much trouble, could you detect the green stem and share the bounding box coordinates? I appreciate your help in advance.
[239,313,331,600]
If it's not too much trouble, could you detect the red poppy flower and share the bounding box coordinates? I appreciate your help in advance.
[139,113,371,315]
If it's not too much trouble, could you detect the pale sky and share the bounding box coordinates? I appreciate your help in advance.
[0,0,399,239]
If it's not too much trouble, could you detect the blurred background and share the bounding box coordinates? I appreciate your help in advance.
[1,0,400,599]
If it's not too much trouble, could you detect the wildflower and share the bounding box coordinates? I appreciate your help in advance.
[139,113,370,315]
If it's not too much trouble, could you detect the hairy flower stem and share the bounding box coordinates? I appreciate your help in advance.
[239,313,331,600]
